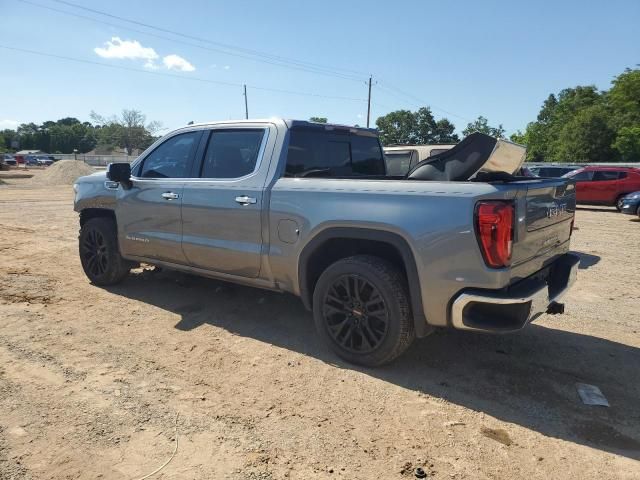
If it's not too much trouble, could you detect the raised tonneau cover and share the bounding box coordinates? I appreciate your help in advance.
[407,132,526,181]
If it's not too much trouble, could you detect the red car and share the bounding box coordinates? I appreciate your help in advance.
[563,166,640,210]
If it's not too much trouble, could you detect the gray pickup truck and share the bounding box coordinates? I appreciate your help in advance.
[74,119,579,366]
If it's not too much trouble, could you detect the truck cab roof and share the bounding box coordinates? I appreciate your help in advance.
[179,118,378,136]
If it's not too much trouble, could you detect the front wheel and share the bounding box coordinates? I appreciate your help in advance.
[79,217,130,286]
[312,255,415,367]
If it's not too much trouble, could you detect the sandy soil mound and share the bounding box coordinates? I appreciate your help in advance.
[34,160,96,185]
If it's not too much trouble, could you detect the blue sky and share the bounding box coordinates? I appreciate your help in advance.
[1,0,638,135]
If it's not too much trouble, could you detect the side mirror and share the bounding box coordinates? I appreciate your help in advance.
[107,162,131,186]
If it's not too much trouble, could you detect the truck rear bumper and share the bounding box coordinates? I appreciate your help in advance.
[450,253,580,332]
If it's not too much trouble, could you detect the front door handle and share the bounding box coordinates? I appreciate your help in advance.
[161,192,180,200]
[235,195,257,205]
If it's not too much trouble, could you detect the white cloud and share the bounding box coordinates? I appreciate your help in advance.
[357,113,364,119]
[0,119,19,129]
[144,60,159,70]
[223,65,231,70]
[94,37,159,64]
[163,54,195,72]
[94,37,195,72]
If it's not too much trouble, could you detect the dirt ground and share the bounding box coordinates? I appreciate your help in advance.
[1,170,639,480]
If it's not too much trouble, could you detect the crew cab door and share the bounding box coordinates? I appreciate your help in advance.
[180,124,274,278]
[116,130,202,264]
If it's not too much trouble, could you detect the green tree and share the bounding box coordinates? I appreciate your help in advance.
[513,70,640,163]
[607,68,640,129]
[510,129,528,145]
[309,117,327,123]
[375,107,458,145]
[91,109,162,155]
[554,104,616,162]
[462,116,506,138]
[612,126,640,162]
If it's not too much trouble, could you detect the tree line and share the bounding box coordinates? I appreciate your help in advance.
[0,109,162,156]
[2,67,638,162]
[510,68,639,162]
[372,67,639,162]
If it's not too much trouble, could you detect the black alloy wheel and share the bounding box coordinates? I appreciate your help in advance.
[81,228,109,277]
[79,217,131,286]
[312,255,415,367]
[322,274,389,354]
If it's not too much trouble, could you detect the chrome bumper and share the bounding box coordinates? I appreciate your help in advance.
[450,253,580,332]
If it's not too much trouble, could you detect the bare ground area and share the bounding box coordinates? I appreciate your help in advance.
[1,170,639,479]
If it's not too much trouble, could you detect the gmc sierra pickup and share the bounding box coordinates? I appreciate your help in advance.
[74,119,579,366]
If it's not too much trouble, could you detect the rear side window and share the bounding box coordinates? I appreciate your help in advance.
[139,131,200,178]
[200,129,265,179]
[385,152,413,176]
[429,148,449,157]
[593,171,620,181]
[351,135,385,175]
[285,129,385,177]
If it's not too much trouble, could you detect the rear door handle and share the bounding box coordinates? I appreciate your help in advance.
[235,195,257,205]
[161,192,180,200]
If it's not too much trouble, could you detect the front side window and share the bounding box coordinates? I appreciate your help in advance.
[139,131,200,178]
[200,129,265,179]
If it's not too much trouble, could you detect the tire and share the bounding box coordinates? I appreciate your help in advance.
[79,217,130,286]
[312,255,415,367]
[615,195,626,212]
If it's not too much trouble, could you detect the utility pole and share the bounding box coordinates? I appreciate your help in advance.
[243,84,249,120]
[366,76,372,128]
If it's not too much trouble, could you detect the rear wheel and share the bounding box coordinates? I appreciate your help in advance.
[79,217,130,285]
[312,255,415,367]
[615,195,626,211]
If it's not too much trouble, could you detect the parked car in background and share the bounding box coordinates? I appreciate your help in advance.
[383,144,455,176]
[36,155,57,166]
[563,166,640,210]
[3,154,16,166]
[528,165,581,177]
[25,155,41,166]
[620,191,640,218]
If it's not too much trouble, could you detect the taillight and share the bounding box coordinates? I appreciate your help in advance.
[475,201,514,268]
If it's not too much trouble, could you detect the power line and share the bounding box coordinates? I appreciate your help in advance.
[13,0,484,126]
[0,44,368,102]
[375,81,474,123]
[38,0,369,81]
[15,0,366,82]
